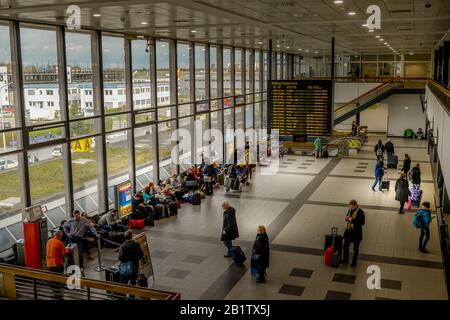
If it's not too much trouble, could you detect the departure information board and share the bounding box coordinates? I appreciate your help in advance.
[268,80,333,136]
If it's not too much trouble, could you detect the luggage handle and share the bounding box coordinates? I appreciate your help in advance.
[331,227,338,235]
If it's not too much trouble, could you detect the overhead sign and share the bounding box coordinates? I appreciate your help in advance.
[71,138,92,153]
[115,180,133,218]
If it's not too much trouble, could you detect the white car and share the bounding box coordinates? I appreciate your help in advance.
[51,146,62,157]
[0,159,18,170]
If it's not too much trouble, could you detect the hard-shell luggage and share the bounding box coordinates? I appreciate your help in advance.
[191,192,201,205]
[381,179,390,191]
[322,150,329,158]
[387,152,398,169]
[332,251,341,267]
[230,246,246,267]
[324,246,333,266]
[104,267,121,283]
[129,219,145,229]
[323,227,343,253]
[410,185,423,208]
[166,201,178,216]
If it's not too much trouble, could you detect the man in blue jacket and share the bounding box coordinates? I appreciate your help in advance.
[415,202,433,253]
[371,159,385,192]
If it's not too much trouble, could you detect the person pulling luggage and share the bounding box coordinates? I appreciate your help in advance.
[371,159,385,192]
[251,226,270,283]
[342,200,365,267]
[221,201,239,258]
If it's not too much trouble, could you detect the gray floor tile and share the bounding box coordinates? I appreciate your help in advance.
[332,273,357,284]
[297,166,308,169]
[300,163,312,166]
[289,268,314,278]
[278,284,305,297]
[325,290,352,300]
[151,250,174,260]
[183,255,207,264]
[165,268,191,279]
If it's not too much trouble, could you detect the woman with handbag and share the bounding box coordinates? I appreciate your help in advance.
[118,230,144,285]
[251,226,270,283]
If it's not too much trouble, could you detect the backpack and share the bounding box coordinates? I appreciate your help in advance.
[412,211,424,229]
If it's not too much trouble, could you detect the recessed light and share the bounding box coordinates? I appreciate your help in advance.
[257,41,263,45]
[286,46,290,49]
[298,48,302,51]
[314,51,318,53]
[190,30,197,33]
[384,42,388,45]
[141,22,148,25]
[348,11,356,15]
[334,0,343,4]
[362,24,368,27]
[379,39,384,41]
[276,45,280,48]
[93,13,101,17]
[368,29,374,32]
[409,52,414,55]
[305,50,309,53]
[376,35,380,38]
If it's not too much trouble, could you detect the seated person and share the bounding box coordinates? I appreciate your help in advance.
[416,128,424,140]
[143,186,156,205]
[97,209,126,232]
[131,192,152,219]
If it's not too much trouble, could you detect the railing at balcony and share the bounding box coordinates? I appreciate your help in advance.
[0,263,180,300]
[428,80,450,116]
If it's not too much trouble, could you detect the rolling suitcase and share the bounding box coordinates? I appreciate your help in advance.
[129,219,145,229]
[410,185,423,208]
[324,246,333,266]
[168,201,178,215]
[323,227,343,253]
[230,246,246,267]
[381,178,390,191]
[104,266,121,283]
[191,192,201,205]
[387,152,398,169]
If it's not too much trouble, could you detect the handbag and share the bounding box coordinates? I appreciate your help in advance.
[204,176,212,183]
[119,261,136,277]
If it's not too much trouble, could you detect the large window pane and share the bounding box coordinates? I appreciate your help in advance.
[29,145,66,208]
[106,130,130,201]
[72,137,99,215]
[102,35,127,114]
[277,53,282,79]
[195,45,206,101]
[0,153,22,218]
[224,108,234,164]
[254,102,262,129]
[21,26,60,125]
[235,106,243,131]
[177,42,191,103]
[66,31,94,121]
[135,125,155,189]
[195,114,208,164]
[158,120,176,179]
[179,117,193,166]
[223,48,232,97]
[210,46,218,99]
[235,49,242,95]
[245,50,252,94]
[132,40,152,110]
[245,104,253,129]
[156,40,171,106]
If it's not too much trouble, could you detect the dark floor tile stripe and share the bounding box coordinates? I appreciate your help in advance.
[332,273,357,284]
[278,284,305,297]
[282,162,293,165]
[347,157,430,164]
[219,192,292,203]
[325,290,351,300]
[365,145,427,150]
[286,158,298,161]
[354,170,366,173]
[296,167,309,170]
[356,166,367,169]
[381,279,402,290]
[289,268,314,278]
[279,165,288,168]
[199,263,249,299]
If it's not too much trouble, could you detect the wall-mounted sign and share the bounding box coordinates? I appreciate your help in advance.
[71,138,92,153]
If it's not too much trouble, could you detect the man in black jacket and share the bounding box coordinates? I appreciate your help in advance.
[342,200,365,267]
[221,201,239,258]
[118,231,144,285]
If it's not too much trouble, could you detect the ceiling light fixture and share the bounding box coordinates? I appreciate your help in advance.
[286,46,290,49]
[334,0,343,4]
[368,29,374,32]
[348,11,356,15]
[362,24,368,27]
[191,30,197,33]
[376,35,380,38]
[141,22,148,25]
[314,51,318,53]
[379,38,384,41]
[93,13,101,17]
[305,50,309,53]
[258,41,263,45]
[298,48,302,51]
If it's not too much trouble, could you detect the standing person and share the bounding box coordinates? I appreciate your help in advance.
[402,154,411,176]
[410,164,422,187]
[374,140,385,160]
[203,162,215,196]
[371,159,385,192]
[63,210,100,269]
[46,230,69,274]
[221,201,239,258]
[395,172,410,214]
[385,139,395,155]
[342,200,365,267]
[118,230,144,285]
[351,121,358,136]
[314,137,322,158]
[414,202,433,253]
[251,226,270,283]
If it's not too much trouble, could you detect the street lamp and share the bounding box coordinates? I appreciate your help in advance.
[0,82,12,152]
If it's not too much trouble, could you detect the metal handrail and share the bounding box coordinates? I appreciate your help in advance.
[428,80,450,117]
[0,263,180,300]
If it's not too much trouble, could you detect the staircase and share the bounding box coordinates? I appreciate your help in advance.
[334,79,426,125]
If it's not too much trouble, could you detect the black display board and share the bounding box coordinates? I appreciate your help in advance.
[268,80,333,136]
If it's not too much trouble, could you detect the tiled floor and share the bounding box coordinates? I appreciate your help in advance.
[85,134,447,300]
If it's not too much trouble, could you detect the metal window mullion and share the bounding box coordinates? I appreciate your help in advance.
[150,38,159,183]
[92,30,108,215]
[259,50,264,128]
[242,49,246,132]
[205,43,211,161]
[56,26,74,216]
[125,38,136,193]
[231,47,236,161]
[11,21,31,207]
[250,49,255,129]
[190,42,196,165]
[170,39,179,174]
[217,45,225,164]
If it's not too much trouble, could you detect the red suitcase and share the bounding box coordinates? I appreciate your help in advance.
[129,219,145,229]
[324,246,333,266]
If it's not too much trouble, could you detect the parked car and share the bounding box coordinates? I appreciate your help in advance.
[51,146,62,157]
[0,159,18,170]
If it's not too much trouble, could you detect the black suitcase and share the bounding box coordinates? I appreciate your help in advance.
[323,227,343,253]
[387,152,398,169]
[144,212,155,226]
[381,179,390,190]
[230,246,246,267]
[191,192,201,205]
[104,267,121,283]
[154,204,164,220]
[167,202,178,216]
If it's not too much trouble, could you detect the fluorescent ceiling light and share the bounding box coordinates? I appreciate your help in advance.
[305,50,309,52]
[286,46,290,49]
[334,0,343,4]
[298,48,302,51]
[190,30,197,33]
[348,12,356,15]
[379,39,384,41]
[141,22,148,25]
[376,35,380,38]
[368,29,374,32]
[93,14,101,17]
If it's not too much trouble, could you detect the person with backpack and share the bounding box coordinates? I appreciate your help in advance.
[314,137,322,158]
[118,230,144,285]
[221,201,239,258]
[371,159,385,192]
[402,154,411,176]
[395,172,410,214]
[410,163,422,187]
[251,225,270,283]
[342,200,365,267]
[413,202,432,253]
[374,140,385,160]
